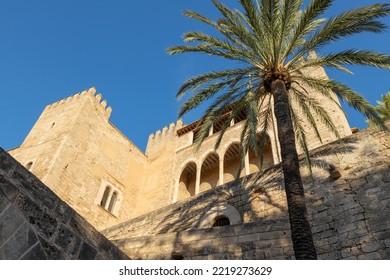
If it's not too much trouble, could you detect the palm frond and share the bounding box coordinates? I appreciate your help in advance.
[289,3,390,67]
[282,0,332,64]
[175,67,256,100]
[292,74,345,112]
[330,80,387,130]
[291,87,341,140]
[289,101,313,179]
[295,50,390,71]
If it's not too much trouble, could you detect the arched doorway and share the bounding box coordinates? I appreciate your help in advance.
[223,143,245,183]
[248,133,274,174]
[177,161,197,201]
[200,152,220,192]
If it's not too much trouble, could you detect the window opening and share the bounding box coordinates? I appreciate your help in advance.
[25,161,33,170]
[212,216,231,227]
[108,191,118,212]
[100,186,110,208]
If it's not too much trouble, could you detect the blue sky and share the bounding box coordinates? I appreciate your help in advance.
[1,0,389,152]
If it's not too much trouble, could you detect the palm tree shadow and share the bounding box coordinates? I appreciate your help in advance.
[105,137,362,260]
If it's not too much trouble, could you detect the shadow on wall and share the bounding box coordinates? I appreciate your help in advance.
[106,126,390,260]
[0,148,129,260]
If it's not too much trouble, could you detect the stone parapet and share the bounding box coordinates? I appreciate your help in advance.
[0,148,129,260]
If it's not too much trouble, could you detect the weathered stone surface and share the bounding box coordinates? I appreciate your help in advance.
[78,242,97,260]
[0,149,129,260]
[20,242,47,260]
[0,203,25,243]
[1,86,390,260]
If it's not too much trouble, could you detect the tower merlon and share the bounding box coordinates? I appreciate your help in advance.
[176,119,183,129]
[95,93,102,102]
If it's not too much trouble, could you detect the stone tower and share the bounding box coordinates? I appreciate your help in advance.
[9,88,149,230]
[9,64,353,231]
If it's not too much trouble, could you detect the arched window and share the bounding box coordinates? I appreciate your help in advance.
[248,133,274,174]
[100,186,111,208]
[97,182,122,216]
[223,143,245,183]
[108,191,118,213]
[200,153,219,192]
[212,216,231,227]
[25,161,33,170]
[177,161,197,201]
[199,204,241,229]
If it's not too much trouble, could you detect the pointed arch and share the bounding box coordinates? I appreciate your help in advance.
[108,191,118,213]
[200,152,220,192]
[248,133,274,174]
[223,142,245,183]
[100,186,111,208]
[177,161,197,201]
[25,161,33,171]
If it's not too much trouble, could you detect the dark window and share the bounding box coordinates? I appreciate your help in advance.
[25,161,33,170]
[212,216,230,227]
[108,191,118,212]
[100,187,110,208]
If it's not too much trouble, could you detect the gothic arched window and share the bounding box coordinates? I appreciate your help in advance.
[25,161,33,171]
[97,182,121,216]
[100,186,111,208]
[108,191,118,213]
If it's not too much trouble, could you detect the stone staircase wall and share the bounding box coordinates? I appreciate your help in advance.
[0,148,129,260]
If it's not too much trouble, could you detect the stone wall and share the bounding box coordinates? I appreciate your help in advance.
[103,124,390,260]
[0,148,129,260]
[8,74,353,232]
[9,88,152,230]
[114,219,293,260]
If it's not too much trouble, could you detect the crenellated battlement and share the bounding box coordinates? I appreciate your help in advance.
[45,87,112,118]
[145,119,183,155]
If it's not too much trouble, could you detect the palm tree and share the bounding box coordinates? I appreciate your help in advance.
[168,0,390,260]
[376,92,390,122]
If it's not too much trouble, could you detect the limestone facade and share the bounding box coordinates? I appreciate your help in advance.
[8,65,352,232]
[0,148,129,260]
[2,62,390,259]
[102,125,390,260]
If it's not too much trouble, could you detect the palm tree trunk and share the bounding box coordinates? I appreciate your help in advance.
[271,79,317,260]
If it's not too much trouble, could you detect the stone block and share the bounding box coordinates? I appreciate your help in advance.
[0,204,26,243]
[358,252,381,260]
[14,195,58,240]
[54,225,81,256]
[78,242,97,260]
[312,223,330,234]
[0,152,17,176]
[319,251,342,260]
[361,242,382,253]
[349,178,367,188]
[0,195,9,214]
[54,202,75,225]
[367,220,390,233]
[382,173,390,183]
[20,242,47,260]
[0,222,38,260]
[381,248,390,259]
[38,236,68,260]
[0,177,19,202]
[15,173,58,210]
[320,229,337,239]
[348,207,364,216]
